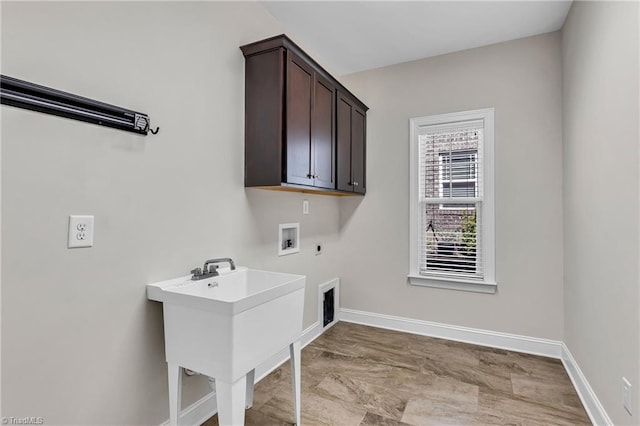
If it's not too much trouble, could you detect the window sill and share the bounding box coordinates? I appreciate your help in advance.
[407,274,497,294]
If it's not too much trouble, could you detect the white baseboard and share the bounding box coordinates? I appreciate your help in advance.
[159,321,323,426]
[339,307,613,425]
[339,308,562,358]
[561,343,613,426]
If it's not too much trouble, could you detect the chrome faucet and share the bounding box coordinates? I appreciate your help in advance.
[191,258,236,280]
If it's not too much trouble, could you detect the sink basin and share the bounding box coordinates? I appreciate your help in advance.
[147,266,305,425]
[147,267,305,315]
[147,266,305,381]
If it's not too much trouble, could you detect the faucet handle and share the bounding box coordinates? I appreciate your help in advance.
[190,267,203,277]
[206,264,219,274]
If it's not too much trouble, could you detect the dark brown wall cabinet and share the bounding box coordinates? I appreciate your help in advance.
[241,35,368,196]
[337,92,367,194]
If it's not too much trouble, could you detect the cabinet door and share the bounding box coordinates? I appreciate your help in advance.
[336,94,353,192]
[337,93,366,194]
[244,48,285,187]
[311,75,336,189]
[286,52,314,186]
[351,106,366,194]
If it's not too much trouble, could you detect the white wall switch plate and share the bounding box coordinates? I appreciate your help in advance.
[68,215,94,248]
[623,377,632,415]
[303,200,309,215]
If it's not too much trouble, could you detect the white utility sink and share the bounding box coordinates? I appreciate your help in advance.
[148,266,306,426]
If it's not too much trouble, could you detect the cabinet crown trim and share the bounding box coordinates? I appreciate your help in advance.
[240,34,368,112]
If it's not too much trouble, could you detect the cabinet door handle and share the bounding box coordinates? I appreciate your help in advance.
[307,174,313,178]
[353,181,359,186]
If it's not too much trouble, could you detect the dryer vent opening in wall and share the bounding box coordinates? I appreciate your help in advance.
[319,278,339,330]
[323,287,334,327]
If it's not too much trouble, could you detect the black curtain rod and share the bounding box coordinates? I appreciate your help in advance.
[0,75,158,136]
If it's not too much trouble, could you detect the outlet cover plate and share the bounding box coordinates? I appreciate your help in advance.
[68,215,94,248]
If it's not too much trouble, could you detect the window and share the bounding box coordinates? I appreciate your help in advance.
[409,109,495,293]
[439,150,477,209]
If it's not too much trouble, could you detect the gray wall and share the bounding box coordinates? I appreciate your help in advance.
[3,1,638,424]
[1,2,341,424]
[339,33,565,339]
[562,2,640,424]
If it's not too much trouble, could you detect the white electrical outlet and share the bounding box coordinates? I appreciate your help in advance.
[68,215,94,248]
[303,200,309,215]
[623,377,632,415]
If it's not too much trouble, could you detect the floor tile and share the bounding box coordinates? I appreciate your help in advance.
[260,392,367,426]
[421,356,513,395]
[359,412,413,426]
[479,389,591,426]
[510,372,584,414]
[400,376,479,425]
[315,373,406,420]
[202,409,292,426]
[201,322,591,426]
[408,336,481,370]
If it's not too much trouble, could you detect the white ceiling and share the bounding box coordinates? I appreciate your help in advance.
[262,1,572,76]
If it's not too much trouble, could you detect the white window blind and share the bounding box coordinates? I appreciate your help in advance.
[438,150,477,209]
[418,121,484,280]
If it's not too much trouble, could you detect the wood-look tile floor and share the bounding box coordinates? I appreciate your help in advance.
[203,322,591,426]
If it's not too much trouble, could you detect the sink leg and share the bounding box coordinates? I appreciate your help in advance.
[215,376,247,426]
[245,369,255,409]
[289,340,301,426]
[167,363,182,426]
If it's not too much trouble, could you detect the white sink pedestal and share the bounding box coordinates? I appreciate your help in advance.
[147,267,306,426]
[167,339,301,426]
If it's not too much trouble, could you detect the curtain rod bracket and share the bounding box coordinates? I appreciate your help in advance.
[135,113,160,135]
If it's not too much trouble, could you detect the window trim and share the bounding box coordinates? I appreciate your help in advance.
[409,108,496,293]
